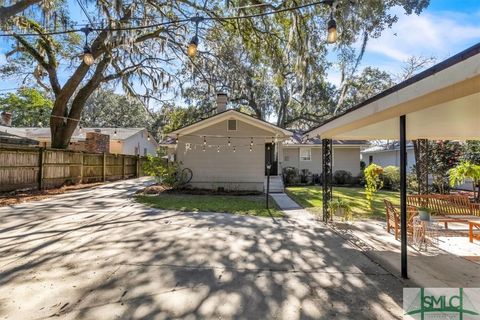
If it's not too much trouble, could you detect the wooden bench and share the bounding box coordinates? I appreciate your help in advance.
[407,194,478,216]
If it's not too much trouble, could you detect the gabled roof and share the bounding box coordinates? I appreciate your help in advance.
[362,141,414,153]
[168,110,292,137]
[283,131,369,146]
[0,130,39,146]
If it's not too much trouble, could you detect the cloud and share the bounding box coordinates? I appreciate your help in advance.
[366,7,480,63]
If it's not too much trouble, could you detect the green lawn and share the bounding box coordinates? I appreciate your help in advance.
[136,194,284,217]
[286,186,399,218]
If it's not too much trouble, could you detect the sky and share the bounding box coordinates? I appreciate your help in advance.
[327,0,480,85]
[0,1,479,97]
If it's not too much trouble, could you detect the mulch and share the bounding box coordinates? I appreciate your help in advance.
[0,183,104,207]
[137,184,262,196]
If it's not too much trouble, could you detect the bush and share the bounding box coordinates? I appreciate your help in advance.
[143,151,183,188]
[300,169,312,184]
[333,170,352,185]
[283,167,300,186]
[382,166,400,191]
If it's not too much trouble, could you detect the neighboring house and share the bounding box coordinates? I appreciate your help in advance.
[161,109,368,192]
[0,126,158,155]
[281,132,368,176]
[361,142,416,172]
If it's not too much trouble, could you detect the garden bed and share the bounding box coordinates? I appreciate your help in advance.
[137,184,262,196]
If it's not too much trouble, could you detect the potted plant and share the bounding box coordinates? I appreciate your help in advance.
[418,206,432,221]
[328,198,353,222]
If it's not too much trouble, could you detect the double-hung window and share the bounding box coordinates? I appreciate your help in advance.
[300,148,311,161]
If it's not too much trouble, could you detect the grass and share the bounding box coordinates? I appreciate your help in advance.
[286,186,400,218]
[135,194,284,218]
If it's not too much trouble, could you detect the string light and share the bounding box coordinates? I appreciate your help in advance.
[217,145,220,152]
[250,137,253,146]
[187,15,204,58]
[249,146,253,152]
[327,11,337,43]
[233,146,236,152]
[147,133,151,141]
[202,145,206,152]
[114,127,117,137]
[176,134,179,144]
[203,136,207,145]
[80,26,95,65]
[228,137,231,146]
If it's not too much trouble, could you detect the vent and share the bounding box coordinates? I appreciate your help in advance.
[227,120,237,131]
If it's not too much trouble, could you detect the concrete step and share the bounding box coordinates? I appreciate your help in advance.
[264,176,284,193]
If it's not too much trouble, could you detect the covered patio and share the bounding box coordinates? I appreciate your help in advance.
[308,43,480,279]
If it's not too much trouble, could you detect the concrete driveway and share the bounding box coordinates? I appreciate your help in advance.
[0,178,405,319]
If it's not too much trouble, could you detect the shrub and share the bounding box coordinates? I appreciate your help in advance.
[143,151,183,188]
[300,169,311,184]
[333,170,353,185]
[328,198,353,222]
[283,167,300,186]
[382,166,400,191]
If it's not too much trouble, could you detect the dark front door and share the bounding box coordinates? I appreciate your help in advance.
[265,143,278,175]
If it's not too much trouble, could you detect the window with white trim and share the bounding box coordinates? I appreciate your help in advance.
[300,148,311,161]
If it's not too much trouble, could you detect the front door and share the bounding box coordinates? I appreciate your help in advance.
[265,143,278,175]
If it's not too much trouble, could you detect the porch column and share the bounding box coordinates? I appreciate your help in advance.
[413,139,429,195]
[400,115,408,279]
[322,138,333,223]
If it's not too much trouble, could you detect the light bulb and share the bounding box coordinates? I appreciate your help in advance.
[327,18,337,44]
[82,46,95,65]
[187,35,198,58]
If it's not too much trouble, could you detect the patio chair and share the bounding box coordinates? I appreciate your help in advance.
[384,200,417,240]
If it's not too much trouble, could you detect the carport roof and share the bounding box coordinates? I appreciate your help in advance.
[307,43,480,140]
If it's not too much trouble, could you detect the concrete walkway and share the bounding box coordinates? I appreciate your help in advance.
[0,179,405,319]
[270,192,302,210]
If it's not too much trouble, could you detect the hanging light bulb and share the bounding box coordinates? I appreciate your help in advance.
[249,146,253,152]
[147,133,151,141]
[176,134,179,144]
[203,136,207,145]
[187,15,204,58]
[250,137,253,146]
[327,12,337,44]
[233,146,236,153]
[187,35,198,58]
[79,124,83,133]
[228,137,231,146]
[217,145,220,153]
[113,128,117,137]
[202,145,206,152]
[80,26,95,65]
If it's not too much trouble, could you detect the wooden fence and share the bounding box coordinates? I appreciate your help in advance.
[0,145,147,192]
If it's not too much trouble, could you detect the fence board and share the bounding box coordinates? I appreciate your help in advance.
[0,146,145,192]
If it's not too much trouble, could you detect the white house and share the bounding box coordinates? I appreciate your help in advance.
[361,141,416,172]
[161,109,368,192]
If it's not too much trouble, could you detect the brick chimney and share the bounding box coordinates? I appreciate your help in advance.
[1,111,12,127]
[216,93,228,113]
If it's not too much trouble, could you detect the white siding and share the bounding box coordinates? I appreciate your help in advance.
[115,130,158,155]
[361,148,416,172]
[279,146,362,176]
[176,119,274,191]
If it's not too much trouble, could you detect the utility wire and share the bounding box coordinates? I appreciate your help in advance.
[0,0,334,37]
